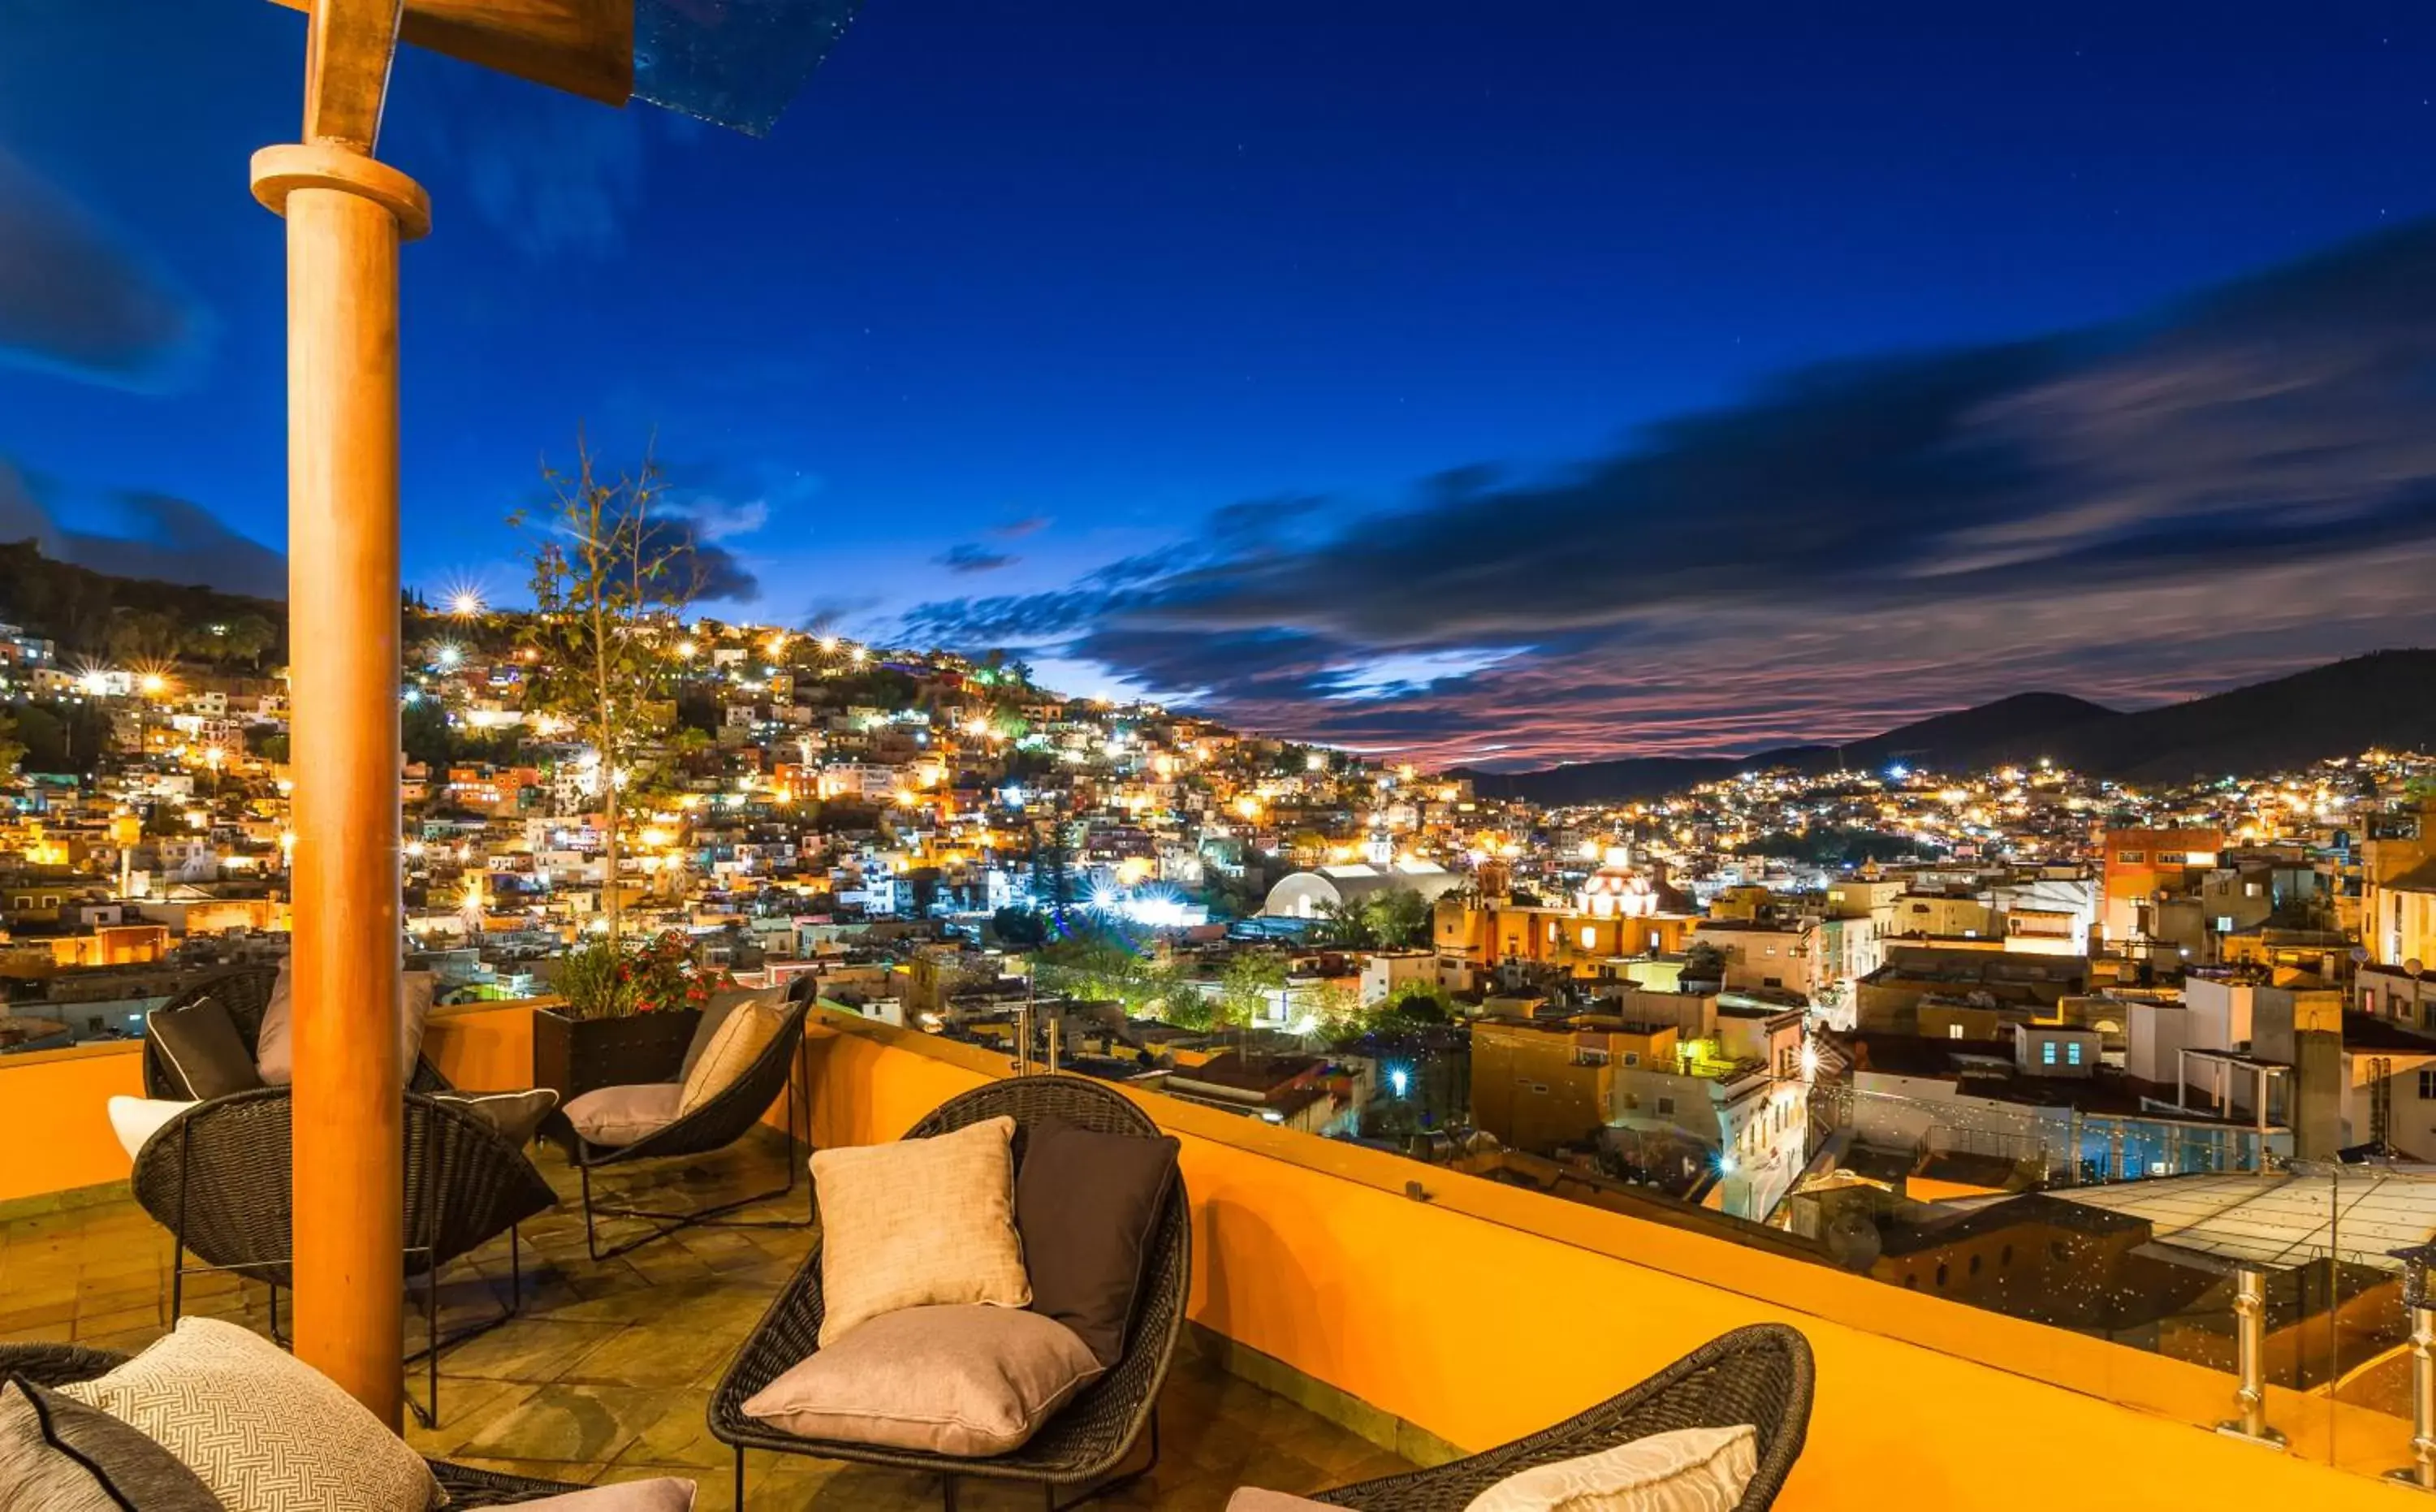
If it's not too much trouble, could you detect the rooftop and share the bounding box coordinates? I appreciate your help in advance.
[0,1134,1412,1509]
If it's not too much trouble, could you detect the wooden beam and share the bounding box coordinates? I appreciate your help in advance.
[301,0,404,152]
[271,0,633,108]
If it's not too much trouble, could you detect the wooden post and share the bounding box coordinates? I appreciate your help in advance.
[252,140,429,1428]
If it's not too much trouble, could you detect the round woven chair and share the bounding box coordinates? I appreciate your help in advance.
[1310,1324,1815,1511]
[0,1343,583,1507]
[708,1073,1190,1512]
[140,965,452,1099]
[560,993,819,1261]
[130,1086,557,1425]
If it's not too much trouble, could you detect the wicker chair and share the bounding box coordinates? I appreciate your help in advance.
[709,1074,1189,1512]
[0,1343,585,1507]
[140,966,452,1099]
[129,1086,557,1425]
[1311,1324,1814,1512]
[560,991,818,1261]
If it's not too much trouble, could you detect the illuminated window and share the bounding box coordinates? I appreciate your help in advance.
[2041,1041,2058,1065]
[1947,1024,1965,1040]
[2067,1042,2083,1066]
[1579,926,1597,951]
[2115,850,2146,865]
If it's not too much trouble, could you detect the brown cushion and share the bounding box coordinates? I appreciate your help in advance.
[257,963,437,1088]
[148,996,266,1099]
[2,1374,222,1512]
[1015,1117,1181,1366]
[565,1082,686,1147]
[682,986,787,1082]
[675,1000,783,1119]
[60,1315,443,1512]
[512,1476,698,1510]
[438,1087,560,1146]
[813,1115,1030,1346]
[1462,1424,1759,1512]
[741,1304,1101,1457]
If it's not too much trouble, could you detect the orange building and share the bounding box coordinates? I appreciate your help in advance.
[2098,827,2223,947]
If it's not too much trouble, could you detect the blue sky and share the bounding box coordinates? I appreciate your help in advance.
[6,2,2436,763]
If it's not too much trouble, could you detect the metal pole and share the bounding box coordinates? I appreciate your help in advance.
[2391,1305,2436,1489]
[2218,1268,2287,1447]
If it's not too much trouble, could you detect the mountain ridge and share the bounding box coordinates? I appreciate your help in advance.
[1453,650,2436,804]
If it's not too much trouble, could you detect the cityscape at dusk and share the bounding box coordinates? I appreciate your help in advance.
[6,6,2436,1512]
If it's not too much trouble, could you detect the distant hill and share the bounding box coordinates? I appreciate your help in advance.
[0,539,287,660]
[1456,650,2436,803]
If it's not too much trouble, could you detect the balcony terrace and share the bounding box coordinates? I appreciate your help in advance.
[3,996,2430,1509]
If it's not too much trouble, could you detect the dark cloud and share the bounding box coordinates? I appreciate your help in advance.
[906,220,2436,767]
[936,543,1018,574]
[0,148,209,390]
[992,515,1052,538]
[640,512,762,603]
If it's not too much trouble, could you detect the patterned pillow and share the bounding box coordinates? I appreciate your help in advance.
[813,1115,1030,1346]
[60,1316,443,1512]
[1460,1424,1758,1512]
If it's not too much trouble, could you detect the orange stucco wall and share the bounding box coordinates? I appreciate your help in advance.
[0,1040,146,1203]
[421,998,546,1092]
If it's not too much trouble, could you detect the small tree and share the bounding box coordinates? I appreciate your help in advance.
[514,434,702,946]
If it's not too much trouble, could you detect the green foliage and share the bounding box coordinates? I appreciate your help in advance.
[1032,931,1194,1022]
[556,928,732,1019]
[0,541,287,660]
[1311,887,1433,948]
[991,905,1049,948]
[1216,952,1287,1029]
[10,700,109,775]
[1735,827,1933,866]
[1681,940,1727,983]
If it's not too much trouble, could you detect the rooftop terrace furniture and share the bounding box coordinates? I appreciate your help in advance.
[709,1074,1190,1512]
[1309,1324,1814,1512]
[128,1086,557,1426]
[0,1342,585,1508]
[557,988,818,1261]
[140,964,451,1099]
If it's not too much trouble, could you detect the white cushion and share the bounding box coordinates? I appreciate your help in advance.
[106,1096,197,1161]
[1462,1425,1759,1512]
[60,1316,442,1512]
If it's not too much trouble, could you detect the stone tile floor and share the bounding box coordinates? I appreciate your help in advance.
[0,1134,1412,1510]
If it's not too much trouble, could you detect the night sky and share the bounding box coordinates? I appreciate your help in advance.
[6,4,2436,768]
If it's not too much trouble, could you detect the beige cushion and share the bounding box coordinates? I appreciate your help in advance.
[675,1000,783,1118]
[683,986,788,1082]
[1461,1425,1759,1512]
[258,963,437,1088]
[437,1087,560,1146]
[106,1095,197,1160]
[1227,1492,1339,1512]
[565,1082,686,1147]
[512,1476,698,1510]
[742,1304,1100,1457]
[814,1115,1030,1346]
[60,1315,443,1512]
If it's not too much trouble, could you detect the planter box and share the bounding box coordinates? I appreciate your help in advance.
[532,1006,702,1109]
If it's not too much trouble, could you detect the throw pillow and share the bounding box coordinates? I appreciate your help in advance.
[565,1082,686,1147]
[1461,1424,1759,1512]
[258,963,438,1087]
[0,1377,220,1512]
[1014,1117,1181,1365]
[682,986,788,1082]
[513,1477,698,1510]
[674,1000,784,1119]
[60,1315,443,1512]
[436,1087,560,1147]
[148,997,265,1099]
[813,1115,1030,1346]
[106,1095,198,1160]
[742,1304,1101,1457]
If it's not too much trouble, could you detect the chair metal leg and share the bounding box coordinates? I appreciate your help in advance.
[943,1475,958,1512]
[577,1071,818,1262]
[734,1448,745,1510]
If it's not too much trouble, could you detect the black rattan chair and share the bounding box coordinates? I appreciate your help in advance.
[559,992,818,1261]
[709,1074,1189,1512]
[129,1086,557,1426]
[140,966,452,1099]
[1310,1324,1814,1512]
[0,1343,585,1507]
